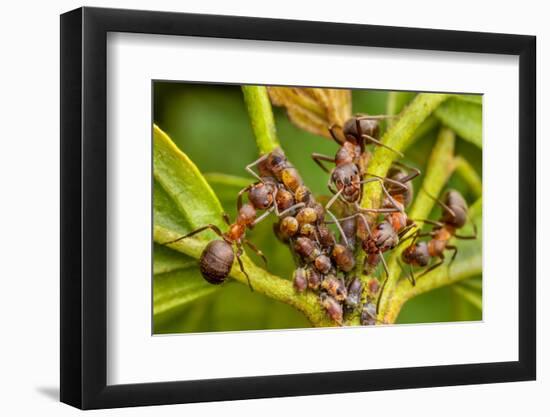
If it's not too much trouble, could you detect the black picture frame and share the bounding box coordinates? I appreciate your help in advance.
[60,6,536,410]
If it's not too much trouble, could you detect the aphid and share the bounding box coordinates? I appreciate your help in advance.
[278,216,299,239]
[164,205,267,290]
[321,275,347,301]
[306,268,322,290]
[293,267,308,293]
[360,301,377,326]
[237,176,304,224]
[294,237,321,263]
[314,254,332,274]
[320,293,344,325]
[345,277,363,310]
[331,243,356,273]
[400,189,477,285]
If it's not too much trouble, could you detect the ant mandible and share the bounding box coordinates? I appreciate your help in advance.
[400,189,477,285]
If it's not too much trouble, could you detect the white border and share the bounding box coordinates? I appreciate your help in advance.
[107,32,519,385]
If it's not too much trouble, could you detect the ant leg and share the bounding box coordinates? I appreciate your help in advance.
[245,154,269,182]
[378,250,390,278]
[446,245,458,278]
[221,213,231,226]
[244,239,268,266]
[422,188,457,219]
[397,258,415,286]
[326,208,350,247]
[361,134,404,157]
[412,218,445,228]
[415,259,445,281]
[391,161,421,183]
[325,188,344,212]
[277,203,306,218]
[328,124,346,145]
[397,223,417,239]
[353,204,374,238]
[163,224,224,245]
[356,114,398,120]
[455,218,478,239]
[362,173,409,194]
[236,245,253,291]
[237,184,253,210]
[251,207,275,227]
[311,153,335,174]
[375,177,403,213]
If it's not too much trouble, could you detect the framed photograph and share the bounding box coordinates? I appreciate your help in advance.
[60,6,536,409]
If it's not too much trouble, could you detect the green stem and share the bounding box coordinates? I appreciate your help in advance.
[361,93,449,210]
[378,127,457,321]
[383,254,482,323]
[454,156,482,198]
[154,225,333,327]
[242,86,281,154]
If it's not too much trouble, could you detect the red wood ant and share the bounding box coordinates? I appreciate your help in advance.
[163,204,268,291]
[246,148,349,245]
[311,115,402,207]
[400,189,477,285]
[358,163,420,276]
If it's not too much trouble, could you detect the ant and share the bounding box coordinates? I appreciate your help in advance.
[163,203,268,291]
[400,189,477,285]
[358,163,420,275]
[327,163,419,278]
[311,115,402,206]
[247,149,350,246]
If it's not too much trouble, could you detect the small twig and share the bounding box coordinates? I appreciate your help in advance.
[377,127,457,321]
[242,86,281,154]
[154,225,334,327]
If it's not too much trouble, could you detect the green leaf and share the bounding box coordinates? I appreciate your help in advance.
[435,97,482,148]
[153,243,196,275]
[154,124,225,233]
[452,285,482,310]
[154,266,219,321]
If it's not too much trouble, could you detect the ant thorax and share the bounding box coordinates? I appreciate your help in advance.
[226,223,246,241]
[335,141,360,166]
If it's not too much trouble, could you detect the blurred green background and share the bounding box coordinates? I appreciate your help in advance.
[153,82,482,334]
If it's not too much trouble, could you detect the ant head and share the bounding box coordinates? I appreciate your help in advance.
[332,163,361,201]
[248,182,274,210]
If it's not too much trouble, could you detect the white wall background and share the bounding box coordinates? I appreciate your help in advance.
[0,0,545,415]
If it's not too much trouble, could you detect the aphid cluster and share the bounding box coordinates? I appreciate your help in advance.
[166,114,476,326]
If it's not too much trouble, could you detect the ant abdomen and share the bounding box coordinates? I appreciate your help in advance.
[343,117,379,142]
[402,241,430,267]
[442,190,468,228]
[199,240,235,284]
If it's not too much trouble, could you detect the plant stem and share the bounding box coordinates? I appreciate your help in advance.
[361,93,449,210]
[383,254,482,323]
[378,127,457,321]
[242,86,281,154]
[454,156,482,198]
[155,225,334,327]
